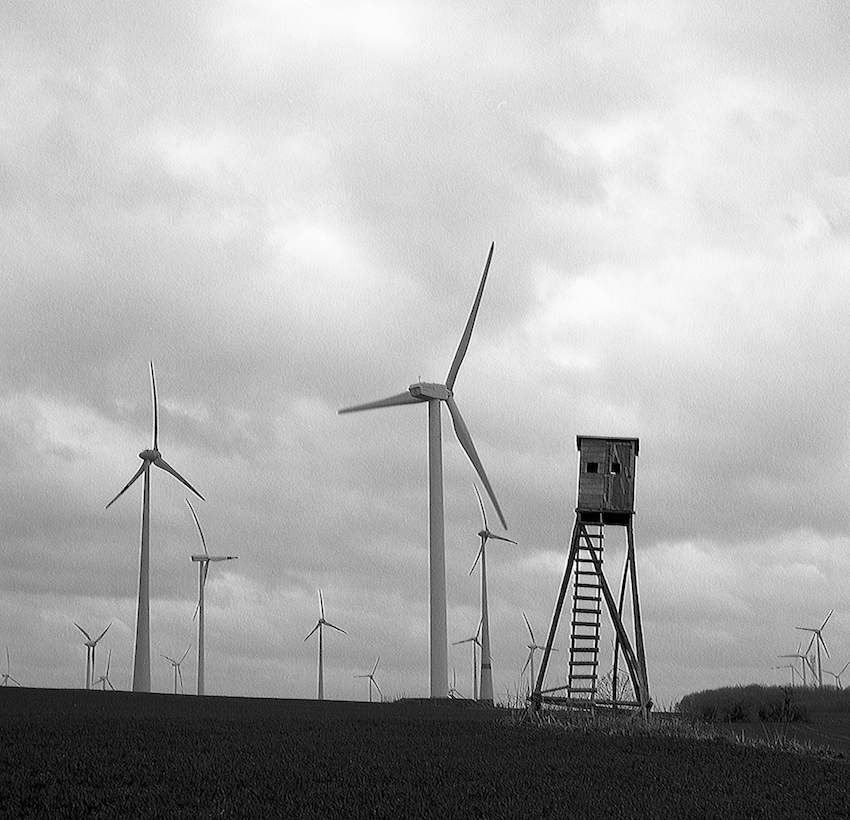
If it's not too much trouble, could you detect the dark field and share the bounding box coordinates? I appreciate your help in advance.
[2,689,849,819]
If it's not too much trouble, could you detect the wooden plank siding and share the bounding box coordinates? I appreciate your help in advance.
[576,436,638,515]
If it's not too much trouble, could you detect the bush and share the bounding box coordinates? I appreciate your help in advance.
[677,685,807,724]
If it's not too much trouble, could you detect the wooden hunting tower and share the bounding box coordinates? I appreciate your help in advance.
[532,436,650,716]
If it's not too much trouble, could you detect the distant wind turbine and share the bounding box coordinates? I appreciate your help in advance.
[825,659,850,689]
[1,647,21,687]
[74,622,111,690]
[94,649,115,691]
[469,484,516,704]
[795,609,833,688]
[772,663,797,687]
[521,613,553,697]
[778,641,812,687]
[106,362,204,693]
[354,657,384,702]
[186,499,237,696]
[453,619,483,701]
[161,644,192,694]
[303,590,346,700]
[339,243,508,699]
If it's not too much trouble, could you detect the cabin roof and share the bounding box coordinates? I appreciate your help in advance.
[576,435,639,456]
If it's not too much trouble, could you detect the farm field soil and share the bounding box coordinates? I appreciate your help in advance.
[2,689,849,819]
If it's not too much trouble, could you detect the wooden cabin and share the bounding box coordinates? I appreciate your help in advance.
[575,436,639,525]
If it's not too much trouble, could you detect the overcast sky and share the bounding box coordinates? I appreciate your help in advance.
[3,1,850,705]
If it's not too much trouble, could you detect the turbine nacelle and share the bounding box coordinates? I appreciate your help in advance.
[409,382,451,401]
[139,448,161,461]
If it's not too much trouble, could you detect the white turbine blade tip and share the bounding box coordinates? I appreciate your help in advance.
[338,391,421,414]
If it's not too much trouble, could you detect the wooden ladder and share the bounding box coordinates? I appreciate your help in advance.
[567,522,603,701]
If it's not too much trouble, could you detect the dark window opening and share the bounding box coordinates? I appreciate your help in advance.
[586,462,599,473]
[610,462,621,475]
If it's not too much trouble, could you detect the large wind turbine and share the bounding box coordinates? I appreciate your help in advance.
[339,243,507,699]
[778,641,813,687]
[796,609,833,688]
[303,590,346,700]
[74,622,111,690]
[106,362,204,693]
[469,485,515,704]
[186,499,237,696]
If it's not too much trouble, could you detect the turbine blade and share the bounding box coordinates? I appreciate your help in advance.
[468,543,483,576]
[372,656,380,676]
[821,609,834,631]
[841,660,850,675]
[446,242,494,390]
[473,484,489,532]
[522,612,535,643]
[106,649,112,676]
[152,457,204,500]
[201,561,210,590]
[521,650,533,675]
[149,361,158,451]
[180,644,192,663]
[489,533,517,545]
[74,623,92,641]
[338,392,421,414]
[805,633,816,655]
[446,397,507,530]
[304,623,320,641]
[319,589,325,620]
[820,635,830,659]
[186,498,208,555]
[105,463,146,509]
[94,623,111,644]
[326,622,347,635]
[374,680,383,698]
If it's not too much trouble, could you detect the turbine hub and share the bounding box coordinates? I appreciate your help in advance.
[139,448,160,461]
[409,382,451,401]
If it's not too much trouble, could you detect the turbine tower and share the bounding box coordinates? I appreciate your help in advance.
[303,590,346,700]
[339,243,507,699]
[106,362,204,693]
[186,499,238,696]
[74,622,111,690]
[795,609,833,688]
[469,485,516,704]
[354,656,384,702]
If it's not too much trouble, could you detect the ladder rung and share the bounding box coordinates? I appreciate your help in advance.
[574,595,600,602]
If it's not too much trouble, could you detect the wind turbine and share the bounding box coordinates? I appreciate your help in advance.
[453,619,482,701]
[339,243,507,699]
[354,656,384,702]
[106,362,204,693]
[186,499,237,696]
[303,590,346,700]
[469,484,516,704]
[521,613,553,697]
[778,641,812,687]
[1,647,21,687]
[795,609,833,688]
[160,644,192,694]
[825,660,850,689]
[94,649,116,691]
[74,622,111,690]
[772,663,797,687]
